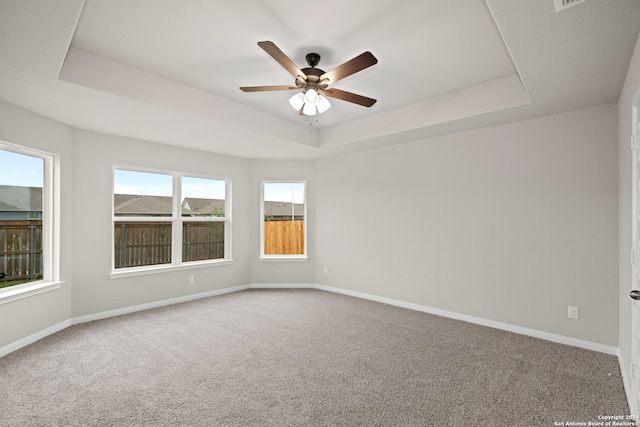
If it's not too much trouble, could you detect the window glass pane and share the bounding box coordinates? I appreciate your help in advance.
[112,170,230,271]
[0,150,44,288]
[114,221,172,268]
[181,177,226,218]
[263,182,305,255]
[182,221,225,262]
[114,169,173,217]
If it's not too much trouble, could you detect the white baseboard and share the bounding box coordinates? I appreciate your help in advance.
[0,319,71,358]
[1,284,251,357]
[251,283,315,289]
[1,282,620,360]
[71,284,251,325]
[619,349,633,413]
[315,284,620,356]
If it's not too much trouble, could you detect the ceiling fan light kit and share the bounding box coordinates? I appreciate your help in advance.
[240,41,377,117]
[316,94,331,114]
[289,92,305,111]
[289,88,332,116]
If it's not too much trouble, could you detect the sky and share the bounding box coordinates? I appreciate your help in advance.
[114,170,305,203]
[114,169,226,200]
[0,150,44,187]
[0,151,304,203]
[264,182,305,204]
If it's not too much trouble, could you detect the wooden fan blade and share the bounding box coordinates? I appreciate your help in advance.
[320,51,377,85]
[257,41,307,80]
[239,85,298,92]
[320,88,377,107]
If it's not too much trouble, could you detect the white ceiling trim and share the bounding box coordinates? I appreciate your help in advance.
[0,0,638,160]
[60,49,530,152]
[60,48,319,148]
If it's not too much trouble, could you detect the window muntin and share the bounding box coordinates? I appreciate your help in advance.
[261,181,306,258]
[113,168,229,271]
[0,146,56,290]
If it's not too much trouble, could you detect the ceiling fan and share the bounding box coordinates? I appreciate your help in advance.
[240,41,378,116]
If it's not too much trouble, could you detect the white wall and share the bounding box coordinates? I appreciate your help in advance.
[316,104,619,346]
[250,160,316,284]
[0,94,623,356]
[618,34,640,388]
[0,101,74,349]
[70,130,253,317]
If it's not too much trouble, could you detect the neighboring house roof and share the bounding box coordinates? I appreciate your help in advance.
[182,197,225,216]
[113,194,173,215]
[1,188,303,218]
[113,195,224,216]
[0,185,42,212]
[113,195,302,218]
[264,201,304,218]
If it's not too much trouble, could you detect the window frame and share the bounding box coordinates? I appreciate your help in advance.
[110,166,232,278]
[0,142,62,304]
[260,180,307,261]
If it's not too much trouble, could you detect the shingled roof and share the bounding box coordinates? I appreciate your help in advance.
[113,195,225,216]
[182,197,225,216]
[113,194,173,215]
[0,187,303,218]
[113,195,301,218]
[0,185,42,212]
[264,201,304,218]
[1,188,303,218]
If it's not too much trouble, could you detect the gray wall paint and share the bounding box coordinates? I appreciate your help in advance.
[0,97,623,353]
[70,130,253,317]
[316,104,619,346]
[0,101,73,349]
[618,34,640,386]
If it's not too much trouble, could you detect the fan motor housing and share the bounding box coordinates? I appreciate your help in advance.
[299,52,325,85]
[301,67,324,78]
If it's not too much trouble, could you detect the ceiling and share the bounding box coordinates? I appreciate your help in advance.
[0,0,639,159]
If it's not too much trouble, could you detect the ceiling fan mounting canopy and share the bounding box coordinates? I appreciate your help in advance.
[305,53,321,68]
[240,41,378,114]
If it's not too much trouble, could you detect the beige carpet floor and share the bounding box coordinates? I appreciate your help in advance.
[0,288,630,426]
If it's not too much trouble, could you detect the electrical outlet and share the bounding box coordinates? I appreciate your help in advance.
[568,306,579,319]
[188,275,195,285]
[323,267,329,276]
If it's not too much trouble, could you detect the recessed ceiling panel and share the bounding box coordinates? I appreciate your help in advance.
[70,0,518,128]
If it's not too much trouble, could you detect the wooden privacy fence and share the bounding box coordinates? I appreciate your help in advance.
[114,222,172,268]
[182,222,225,262]
[114,221,225,268]
[0,220,43,282]
[264,220,304,255]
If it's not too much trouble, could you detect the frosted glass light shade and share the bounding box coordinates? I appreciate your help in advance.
[289,93,305,111]
[304,89,319,105]
[317,95,331,114]
[302,102,317,116]
[289,89,330,116]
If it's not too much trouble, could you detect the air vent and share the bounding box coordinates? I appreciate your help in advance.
[554,0,588,12]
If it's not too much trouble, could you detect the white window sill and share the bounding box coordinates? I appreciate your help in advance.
[259,256,309,262]
[0,280,64,305]
[109,259,233,279]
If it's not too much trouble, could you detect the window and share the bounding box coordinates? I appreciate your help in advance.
[181,176,227,263]
[260,181,306,259]
[113,168,229,272]
[0,144,57,290]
